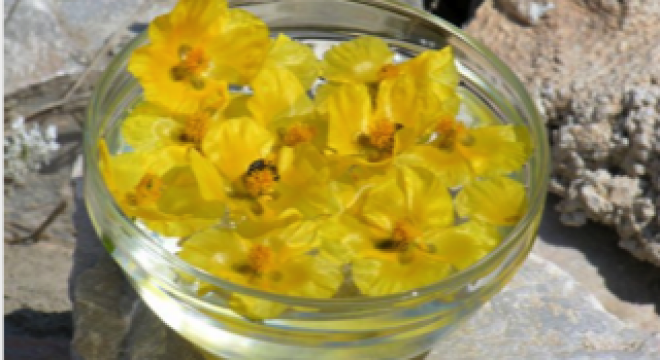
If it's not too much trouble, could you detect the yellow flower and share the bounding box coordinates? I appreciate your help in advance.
[400,117,531,187]
[121,91,228,152]
[455,176,527,226]
[202,117,276,201]
[129,0,269,114]
[321,36,393,84]
[321,36,459,88]
[325,78,458,164]
[199,114,337,218]
[321,167,492,296]
[261,34,320,89]
[383,47,460,89]
[248,66,308,128]
[98,141,221,237]
[178,222,342,319]
[248,66,327,152]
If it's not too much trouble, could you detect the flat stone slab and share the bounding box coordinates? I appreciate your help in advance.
[70,179,659,359]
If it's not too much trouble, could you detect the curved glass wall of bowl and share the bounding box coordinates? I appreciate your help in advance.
[83,1,549,359]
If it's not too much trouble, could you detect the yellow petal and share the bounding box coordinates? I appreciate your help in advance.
[426,222,500,270]
[98,140,116,192]
[326,83,372,155]
[263,34,319,89]
[396,146,472,187]
[142,217,216,238]
[223,93,251,119]
[188,148,227,202]
[353,255,451,296]
[455,176,527,226]
[314,82,341,116]
[317,214,371,263]
[270,145,339,218]
[459,125,527,177]
[400,47,459,89]
[202,117,275,182]
[396,166,454,229]
[248,66,312,127]
[209,8,270,84]
[121,102,182,151]
[359,175,404,233]
[179,228,251,282]
[322,36,393,83]
[230,294,288,320]
[278,255,342,298]
[375,75,419,130]
[416,82,461,135]
[106,151,151,193]
[157,166,225,218]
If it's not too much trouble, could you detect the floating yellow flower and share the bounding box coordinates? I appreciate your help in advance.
[383,47,460,89]
[456,176,527,226]
[321,36,393,84]
[121,90,228,152]
[261,34,320,89]
[202,117,276,199]
[247,66,327,154]
[400,117,531,187]
[98,141,221,237]
[319,167,496,296]
[321,35,459,88]
[178,222,341,319]
[325,77,457,164]
[248,67,315,131]
[129,0,269,114]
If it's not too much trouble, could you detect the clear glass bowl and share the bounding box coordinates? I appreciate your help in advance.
[84,1,549,359]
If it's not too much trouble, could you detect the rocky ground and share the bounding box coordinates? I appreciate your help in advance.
[4,0,659,359]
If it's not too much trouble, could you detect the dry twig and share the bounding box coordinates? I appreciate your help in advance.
[6,200,68,245]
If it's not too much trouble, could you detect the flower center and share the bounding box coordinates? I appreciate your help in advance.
[127,173,163,206]
[375,220,420,252]
[181,112,210,145]
[378,64,402,81]
[281,123,316,147]
[434,119,474,149]
[247,244,273,275]
[243,159,280,198]
[358,120,403,161]
[171,44,210,89]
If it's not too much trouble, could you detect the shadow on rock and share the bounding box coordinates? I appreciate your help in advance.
[538,195,660,316]
[4,309,72,360]
[5,308,73,338]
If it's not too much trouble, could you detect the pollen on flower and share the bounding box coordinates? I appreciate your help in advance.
[281,123,316,147]
[134,173,163,203]
[181,112,210,145]
[363,120,403,152]
[171,44,210,89]
[243,159,280,198]
[378,64,402,80]
[376,220,420,252]
[435,119,473,149]
[247,244,273,275]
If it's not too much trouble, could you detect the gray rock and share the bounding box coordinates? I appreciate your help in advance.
[70,179,203,360]
[467,0,660,267]
[70,179,659,359]
[430,254,660,359]
[495,0,555,26]
[4,0,175,117]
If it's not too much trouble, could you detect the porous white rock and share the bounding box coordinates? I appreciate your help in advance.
[467,0,660,266]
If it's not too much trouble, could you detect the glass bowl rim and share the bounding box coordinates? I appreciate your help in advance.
[84,0,550,307]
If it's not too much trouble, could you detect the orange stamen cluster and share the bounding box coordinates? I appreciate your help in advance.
[281,123,316,147]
